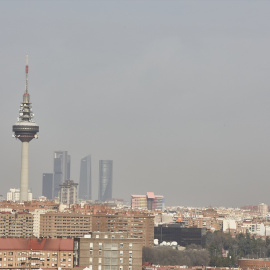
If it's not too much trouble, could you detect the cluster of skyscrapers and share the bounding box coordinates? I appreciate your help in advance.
[42,151,113,203]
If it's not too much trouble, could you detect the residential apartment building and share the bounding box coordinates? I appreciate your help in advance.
[7,188,32,202]
[92,211,154,247]
[74,232,143,270]
[0,212,33,237]
[0,238,73,269]
[60,179,78,204]
[40,212,91,238]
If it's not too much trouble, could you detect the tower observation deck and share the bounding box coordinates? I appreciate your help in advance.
[12,56,39,202]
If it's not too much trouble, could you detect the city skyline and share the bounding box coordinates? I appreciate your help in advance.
[2,1,270,206]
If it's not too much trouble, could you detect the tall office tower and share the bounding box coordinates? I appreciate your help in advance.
[79,155,91,200]
[98,160,113,202]
[12,56,39,202]
[53,151,70,198]
[42,173,53,199]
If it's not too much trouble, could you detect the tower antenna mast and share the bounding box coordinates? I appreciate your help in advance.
[25,55,29,94]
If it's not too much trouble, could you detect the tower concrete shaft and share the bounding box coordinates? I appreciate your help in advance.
[12,56,39,202]
[20,141,29,201]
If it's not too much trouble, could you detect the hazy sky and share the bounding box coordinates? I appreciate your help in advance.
[1,1,270,207]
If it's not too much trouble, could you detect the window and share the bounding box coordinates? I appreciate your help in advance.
[99,258,102,264]
[112,235,115,239]
[90,250,93,255]
[104,234,108,238]
[98,266,101,270]
[89,258,93,263]
[99,250,102,256]
[129,243,133,249]
[96,234,99,238]
[129,258,132,265]
[120,258,123,264]
[120,250,123,256]
[99,243,102,249]
[90,243,93,249]
[120,243,123,249]
[8,252,13,255]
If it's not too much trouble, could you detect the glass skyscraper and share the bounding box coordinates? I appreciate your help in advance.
[53,151,70,198]
[98,160,113,202]
[42,173,53,200]
[79,155,91,200]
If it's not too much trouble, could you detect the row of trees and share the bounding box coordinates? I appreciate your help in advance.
[143,231,270,267]
[143,246,209,266]
[204,231,270,267]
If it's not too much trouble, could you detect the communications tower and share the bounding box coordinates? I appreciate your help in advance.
[12,56,39,202]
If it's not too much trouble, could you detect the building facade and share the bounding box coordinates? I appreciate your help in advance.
[154,224,204,246]
[7,188,32,202]
[131,192,164,211]
[0,212,33,237]
[53,151,71,198]
[74,232,143,270]
[60,179,78,204]
[79,155,91,201]
[92,211,154,247]
[0,238,73,269]
[42,173,53,200]
[99,160,113,202]
[258,203,268,218]
[40,212,91,238]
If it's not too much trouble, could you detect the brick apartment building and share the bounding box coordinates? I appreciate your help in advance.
[74,232,143,270]
[238,259,270,269]
[0,200,59,212]
[39,210,154,247]
[0,238,73,269]
[92,211,154,247]
[40,212,92,238]
[0,212,33,237]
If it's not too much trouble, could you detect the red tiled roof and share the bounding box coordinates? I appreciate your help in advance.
[0,238,73,251]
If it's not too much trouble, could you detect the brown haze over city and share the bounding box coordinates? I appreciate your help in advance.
[0,1,270,207]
